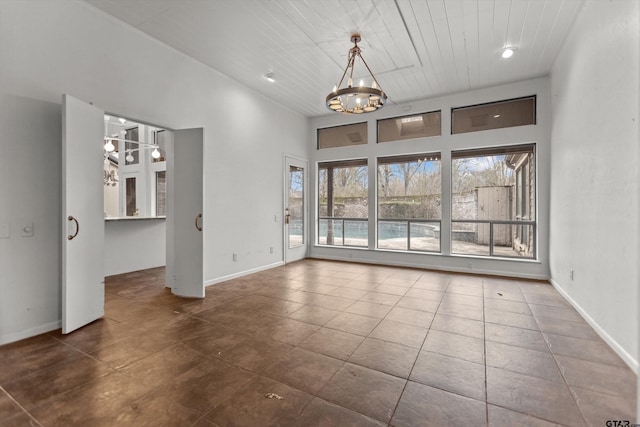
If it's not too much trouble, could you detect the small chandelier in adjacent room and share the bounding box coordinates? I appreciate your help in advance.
[326,34,387,114]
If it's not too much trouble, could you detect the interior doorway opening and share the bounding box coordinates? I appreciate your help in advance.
[102,114,170,279]
[63,94,204,335]
[102,115,168,220]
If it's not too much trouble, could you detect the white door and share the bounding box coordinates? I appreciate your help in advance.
[166,128,204,298]
[284,156,308,263]
[62,95,105,333]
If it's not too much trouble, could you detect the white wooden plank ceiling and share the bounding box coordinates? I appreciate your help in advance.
[85,0,584,117]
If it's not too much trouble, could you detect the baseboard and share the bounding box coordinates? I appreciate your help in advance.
[549,279,638,374]
[311,253,549,280]
[205,261,285,287]
[105,262,165,278]
[0,320,61,346]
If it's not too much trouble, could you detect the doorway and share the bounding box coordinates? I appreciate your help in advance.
[62,94,204,334]
[284,156,308,263]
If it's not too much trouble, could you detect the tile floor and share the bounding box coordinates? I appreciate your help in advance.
[0,259,636,426]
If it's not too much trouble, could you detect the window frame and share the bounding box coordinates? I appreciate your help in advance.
[317,122,368,150]
[376,153,442,253]
[451,95,536,135]
[450,143,537,260]
[316,158,369,248]
[154,170,166,217]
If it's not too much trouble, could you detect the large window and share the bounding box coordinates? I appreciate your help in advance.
[451,144,536,258]
[377,154,441,252]
[318,159,368,247]
[125,127,139,165]
[125,177,137,216]
[156,171,166,216]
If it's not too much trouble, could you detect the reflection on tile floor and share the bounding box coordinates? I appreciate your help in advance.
[0,260,636,426]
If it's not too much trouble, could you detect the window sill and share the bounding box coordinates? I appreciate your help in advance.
[314,244,539,263]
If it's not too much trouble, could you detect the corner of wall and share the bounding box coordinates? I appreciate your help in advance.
[550,279,638,373]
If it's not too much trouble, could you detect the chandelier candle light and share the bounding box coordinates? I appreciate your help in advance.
[326,34,387,114]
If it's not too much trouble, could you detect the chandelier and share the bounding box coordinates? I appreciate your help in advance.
[103,116,162,162]
[326,34,387,114]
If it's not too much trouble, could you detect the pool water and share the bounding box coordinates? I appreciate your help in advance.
[311,220,440,239]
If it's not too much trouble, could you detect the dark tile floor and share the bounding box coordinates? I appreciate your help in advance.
[0,259,636,426]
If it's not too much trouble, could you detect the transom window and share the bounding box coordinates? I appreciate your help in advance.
[451,96,536,134]
[317,122,368,149]
[378,111,441,143]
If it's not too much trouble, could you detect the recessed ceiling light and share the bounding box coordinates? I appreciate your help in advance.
[493,114,501,118]
[264,72,277,83]
[501,47,515,59]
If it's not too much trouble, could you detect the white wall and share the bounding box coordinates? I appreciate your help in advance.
[549,0,639,373]
[0,0,309,344]
[309,77,551,280]
[104,220,166,277]
[0,96,63,344]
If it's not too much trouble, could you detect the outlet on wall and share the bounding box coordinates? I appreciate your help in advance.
[233,253,238,262]
[270,247,274,254]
